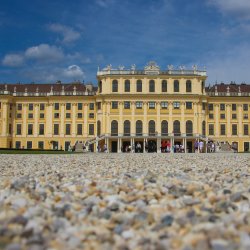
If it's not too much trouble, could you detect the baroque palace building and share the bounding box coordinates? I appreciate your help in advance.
[0,61,250,152]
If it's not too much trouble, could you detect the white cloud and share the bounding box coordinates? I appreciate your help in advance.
[208,0,250,19]
[25,44,64,62]
[205,43,250,84]
[2,54,24,67]
[63,65,85,79]
[96,0,114,8]
[48,23,81,44]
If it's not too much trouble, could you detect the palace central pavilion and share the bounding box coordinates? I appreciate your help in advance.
[0,62,250,152]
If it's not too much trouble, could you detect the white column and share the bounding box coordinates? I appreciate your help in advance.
[143,102,148,135]
[214,104,219,137]
[157,137,161,153]
[83,103,88,137]
[119,101,123,135]
[156,102,161,135]
[22,104,27,137]
[60,103,65,136]
[181,102,185,134]
[72,103,77,137]
[34,104,39,137]
[238,104,243,136]
[1,102,8,136]
[131,101,135,136]
[46,103,53,137]
[168,102,173,133]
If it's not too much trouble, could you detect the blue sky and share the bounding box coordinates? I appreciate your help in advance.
[1,0,250,85]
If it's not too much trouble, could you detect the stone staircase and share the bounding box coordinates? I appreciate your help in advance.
[75,135,105,152]
[216,141,234,153]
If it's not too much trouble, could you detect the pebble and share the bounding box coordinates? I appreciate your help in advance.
[0,153,249,249]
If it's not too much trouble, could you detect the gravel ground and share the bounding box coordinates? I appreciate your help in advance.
[0,153,250,250]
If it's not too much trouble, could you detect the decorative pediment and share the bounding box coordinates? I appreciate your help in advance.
[144,61,160,75]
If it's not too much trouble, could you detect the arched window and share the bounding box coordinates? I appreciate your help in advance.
[202,121,206,136]
[148,120,155,135]
[136,80,142,92]
[97,120,101,136]
[186,120,193,136]
[173,120,180,135]
[136,120,143,136]
[174,80,179,92]
[162,80,167,92]
[161,120,168,135]
[98,81,102,93]
[149,80,155,92]
[111,120,118,136]
[124,80,130,92]
[112,80,118,92]
[124,120,131,136]
[186,80,192,93]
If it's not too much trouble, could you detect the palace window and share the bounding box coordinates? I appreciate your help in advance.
[202,103,206,110]
[186,120,193,136]
[89,124,94,135]
[162,80,167,92]
[209,113,214,119]
[208,104,213,111]
[220,124,226,135]
[77,124,82,135]
[16,141,21,149]
[220,104,225,111]
[244,124,249,135]
[112,80,118,92]
[97,102,101,110]
[28,104,33,111]
[98,80,102,93]
[111,120,118,136]
[173,120,181,135]
[38,141,44,149]
[54,124,59,135]
[28,113,33,119]
[136,80,142,92]
[77,113,83,119]
[232,124,237,135]
[173,102,180,109]
[112,101,118,109]
[27,141,32,149]
[89,113,94,119]
[54,113,60,119]
[28,124,33,135]
[136,101,143,109]
[16,113,22,119]
[97,121,101,136]
[174,80,179,92]
[149,80,155,92]
[124,101,130,109]
[186,80,192,92]
[232,114,237,119]
[124,80,130,92]
[54,103,59,110]
[243,104,248,111]
[220,113,225,119]
[161,102,168,109]
[148,120,155,135]
[148,102,155,109]
[89,103,95,110]
[161,120,168,135]
[16,124,22,135]
[186,102,192,109]
[202,121,206,135]
[65,124,71,135]
[40,104,45,111]
[136,120,143,136]
[232,104,237,111]
[78,103,83,110]
[124,120,131,136]
[39,124,44,135]
[17,104,22,110]
[66,103,71,110]
[66,113,71,119]
[209,124,214,135]
[243,114,248,119]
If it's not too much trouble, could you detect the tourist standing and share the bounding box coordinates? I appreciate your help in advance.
[199,141,204,153]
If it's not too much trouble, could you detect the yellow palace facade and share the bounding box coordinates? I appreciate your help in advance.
[0,62,250,152]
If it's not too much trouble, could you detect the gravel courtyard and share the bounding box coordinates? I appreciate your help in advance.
[0,153,250,250]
